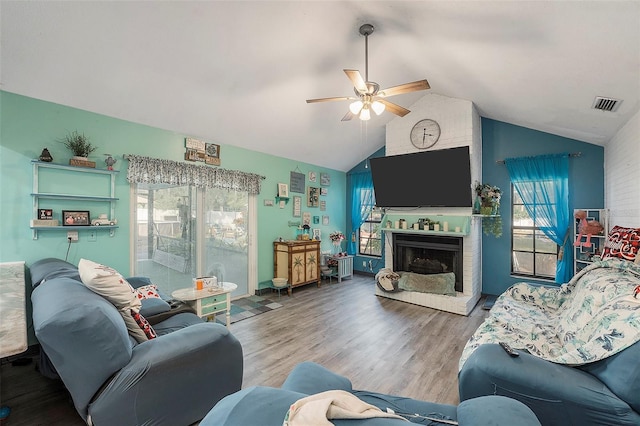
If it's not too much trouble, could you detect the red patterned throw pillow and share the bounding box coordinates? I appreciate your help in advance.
[135,284,161,300]
[131,310,157,340]
[601,226,640,262]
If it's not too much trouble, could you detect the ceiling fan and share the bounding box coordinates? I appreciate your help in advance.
[306,23,430,121]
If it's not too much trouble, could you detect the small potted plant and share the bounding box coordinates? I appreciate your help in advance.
[60,131,97,168]
[60,131,96,160]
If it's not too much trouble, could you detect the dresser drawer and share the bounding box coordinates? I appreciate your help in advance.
[201,294,227,305]
[198,294,227,316]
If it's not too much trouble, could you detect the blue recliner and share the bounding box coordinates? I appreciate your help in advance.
[459,343,640,426]
[30,258,243,426]
[202,361,541,425]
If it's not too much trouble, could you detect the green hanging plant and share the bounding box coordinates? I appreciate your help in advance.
[483,215,503,238]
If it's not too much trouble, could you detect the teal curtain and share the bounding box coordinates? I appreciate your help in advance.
[348,171,374,255]
[505,154,572,283]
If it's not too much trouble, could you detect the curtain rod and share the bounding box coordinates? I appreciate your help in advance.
[496,152,581,164]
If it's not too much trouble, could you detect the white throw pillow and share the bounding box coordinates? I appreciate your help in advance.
[78,258,155,343]
[78,258,141,311]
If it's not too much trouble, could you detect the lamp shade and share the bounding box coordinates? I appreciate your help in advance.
[359,106,371,121]
[371,100,385,115]
[349,100,364,115]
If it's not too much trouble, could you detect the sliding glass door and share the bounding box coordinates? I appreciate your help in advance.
[133,183,249,298]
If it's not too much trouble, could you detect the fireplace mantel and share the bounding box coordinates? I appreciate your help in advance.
[381,213,471,236]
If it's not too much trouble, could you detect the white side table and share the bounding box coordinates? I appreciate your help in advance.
[172,282,237,328]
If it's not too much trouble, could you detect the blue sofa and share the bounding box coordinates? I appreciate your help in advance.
[202,361,541,425]
[30,258,243,426]
[459,259,640,425]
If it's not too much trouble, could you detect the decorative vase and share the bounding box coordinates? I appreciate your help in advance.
[473,195,482,214]
[480,206,493,216]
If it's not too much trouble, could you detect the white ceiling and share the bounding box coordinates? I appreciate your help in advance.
[2,1,639,172]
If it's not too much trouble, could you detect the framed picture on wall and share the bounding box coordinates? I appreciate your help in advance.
[307,186,319,207]
[292,196,302,217]
[322,215,329,225]
[320,173,330,186]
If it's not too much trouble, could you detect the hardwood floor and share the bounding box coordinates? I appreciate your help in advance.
[0,274,488,425]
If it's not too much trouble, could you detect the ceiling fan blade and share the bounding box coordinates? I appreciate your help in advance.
[341,110,356,121]
[344,69,368,93]
[306,96,355,104]
[377,99,411,117]
[379,80,430,97]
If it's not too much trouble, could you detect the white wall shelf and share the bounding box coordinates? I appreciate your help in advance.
[31,160,119,239]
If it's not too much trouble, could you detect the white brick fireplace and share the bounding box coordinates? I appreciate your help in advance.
[374,94,482,315]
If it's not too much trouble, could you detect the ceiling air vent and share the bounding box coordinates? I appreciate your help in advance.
[592,96,621,112]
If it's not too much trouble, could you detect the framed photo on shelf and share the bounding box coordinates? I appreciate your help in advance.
[277,183,289,198]
[62,210,90,226]
[38,209,53,220]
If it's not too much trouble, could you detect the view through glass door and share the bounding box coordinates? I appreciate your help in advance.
[134,183,249,298]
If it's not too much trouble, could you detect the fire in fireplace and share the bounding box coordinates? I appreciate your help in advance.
[393,233,463,292]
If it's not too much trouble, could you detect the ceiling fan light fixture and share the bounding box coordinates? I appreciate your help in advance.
[359,106,371,121]
[349,100,364,115]
[371,100,385,115]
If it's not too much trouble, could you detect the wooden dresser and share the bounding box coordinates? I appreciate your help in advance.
[273,240,321,294]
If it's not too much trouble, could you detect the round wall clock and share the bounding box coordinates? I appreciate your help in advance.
[410,119,441,149]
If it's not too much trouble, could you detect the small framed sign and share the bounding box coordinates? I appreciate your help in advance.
[38,209,53,220]
[292,196,302,217]
[290,171,305,193]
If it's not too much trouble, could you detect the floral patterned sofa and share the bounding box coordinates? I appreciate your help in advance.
[459,257,640,425]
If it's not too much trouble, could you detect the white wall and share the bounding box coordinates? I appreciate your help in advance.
[379,93,482,315]
[605,109,640,227]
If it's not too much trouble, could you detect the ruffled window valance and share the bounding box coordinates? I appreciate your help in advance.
[125,155,265,195]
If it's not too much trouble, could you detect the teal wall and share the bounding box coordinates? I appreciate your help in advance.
[0,91,346,289]
[481,118,604,295]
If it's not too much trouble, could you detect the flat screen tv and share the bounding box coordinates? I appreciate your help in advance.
[369,146,472,208]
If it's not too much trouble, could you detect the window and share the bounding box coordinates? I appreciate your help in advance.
[358,189,382,257]
[511,183,558,279]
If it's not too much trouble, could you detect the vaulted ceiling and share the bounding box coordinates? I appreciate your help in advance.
[2,1,639,171]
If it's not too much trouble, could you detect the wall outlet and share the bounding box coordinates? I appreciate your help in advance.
[67,231,78,242]
[88,231,97,242]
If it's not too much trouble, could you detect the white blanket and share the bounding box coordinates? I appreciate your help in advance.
[283,390,407,425]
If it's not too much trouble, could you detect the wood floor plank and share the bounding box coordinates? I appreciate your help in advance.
[0,273,487,425]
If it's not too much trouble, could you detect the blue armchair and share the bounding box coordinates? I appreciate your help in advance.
[30,258,243,426]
